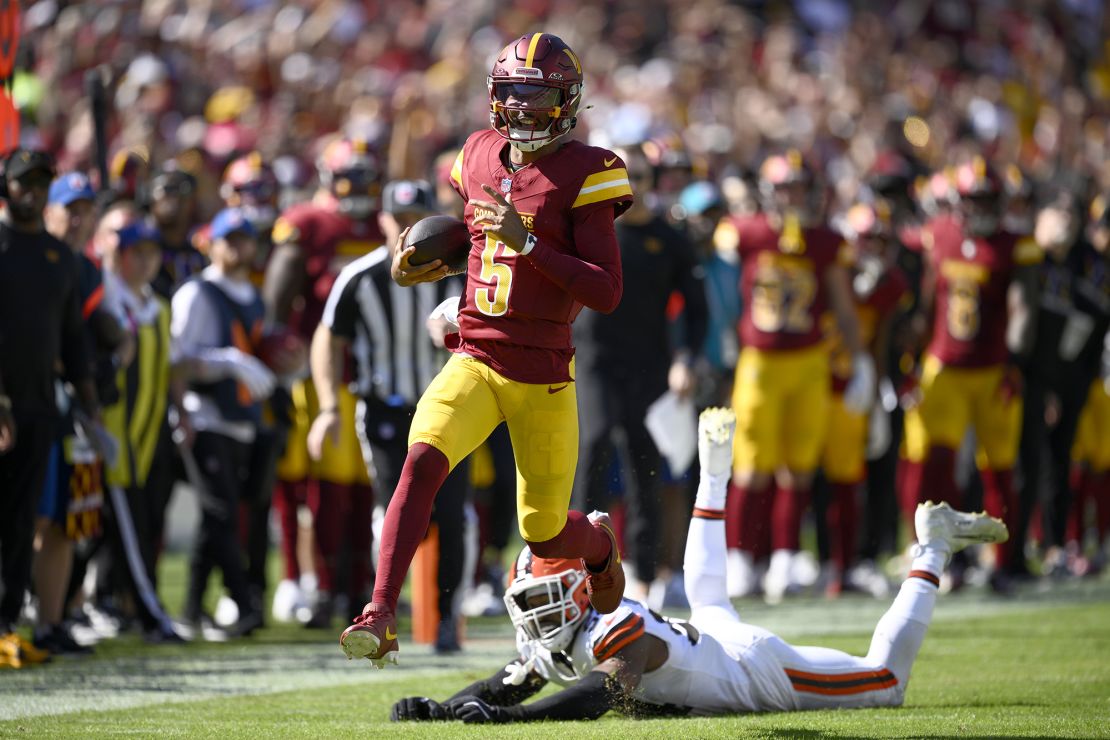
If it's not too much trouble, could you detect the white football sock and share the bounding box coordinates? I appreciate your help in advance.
[694,472,730,512]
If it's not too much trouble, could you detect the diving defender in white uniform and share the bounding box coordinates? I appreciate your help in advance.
[389,408,1008,723]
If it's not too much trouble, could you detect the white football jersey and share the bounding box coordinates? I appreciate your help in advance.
[517,599,766,716]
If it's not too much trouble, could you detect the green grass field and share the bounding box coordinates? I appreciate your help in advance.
[3,557,1109,739]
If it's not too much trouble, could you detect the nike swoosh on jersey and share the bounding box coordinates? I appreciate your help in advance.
[547,384,569,394]
[603,157,617,167]
[385,627,397,640]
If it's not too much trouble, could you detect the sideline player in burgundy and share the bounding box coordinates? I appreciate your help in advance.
[340,32,634,666]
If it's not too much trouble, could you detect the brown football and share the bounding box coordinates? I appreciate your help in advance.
[403,215,471,272]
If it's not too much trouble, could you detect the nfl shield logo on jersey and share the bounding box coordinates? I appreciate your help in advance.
[501,178,513,193]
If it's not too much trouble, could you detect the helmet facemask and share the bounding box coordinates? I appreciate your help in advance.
[503,568,589,653]
[490,78,580,152]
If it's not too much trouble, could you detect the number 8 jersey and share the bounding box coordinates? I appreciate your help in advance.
[922,215,1042,367]
[448,129,633,384]
[733,212,853,350]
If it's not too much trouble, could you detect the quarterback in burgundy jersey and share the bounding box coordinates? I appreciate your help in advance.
[340,32,633,670]
[724,151,870,603]
[900,158,1040,588]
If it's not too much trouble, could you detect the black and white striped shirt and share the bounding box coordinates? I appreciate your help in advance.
[321,248,461,407]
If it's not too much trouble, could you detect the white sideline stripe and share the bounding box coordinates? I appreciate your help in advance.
[577,178,629,196]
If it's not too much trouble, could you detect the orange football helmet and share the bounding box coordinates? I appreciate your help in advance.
[503,547,591,653]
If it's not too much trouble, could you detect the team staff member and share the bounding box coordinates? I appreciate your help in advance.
[571,146,708,596]
[0,149,99,666]
[900,158,1040,591]
[32,172,118,655]
[310,180,469,649]
[99,219,182,643]
[341,33,633,666]
[171,208,274,639]
[1019,192,1107,570]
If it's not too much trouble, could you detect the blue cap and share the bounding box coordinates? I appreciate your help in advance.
[210,207,256,241]
[678,181,723,217]
[48,172,96,206]
[117,220,161,250]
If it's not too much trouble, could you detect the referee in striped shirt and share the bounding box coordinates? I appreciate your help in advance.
[308,180,469,653]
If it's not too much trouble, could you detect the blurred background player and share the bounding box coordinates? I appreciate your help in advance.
[572,144,708,602]
[310,179,470,651]
[171,208,275,639]
[725,150,872,603]
[899,157,1041,592]
[817,202,909,597]
[263,137,384,627]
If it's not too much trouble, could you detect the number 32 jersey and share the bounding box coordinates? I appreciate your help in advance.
[448,129,633,384]
[734,212,852,351]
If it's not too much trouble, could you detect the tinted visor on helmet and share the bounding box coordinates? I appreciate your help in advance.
[493,82,562,109]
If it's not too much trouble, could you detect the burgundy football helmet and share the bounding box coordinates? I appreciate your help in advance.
[489,33,584,152]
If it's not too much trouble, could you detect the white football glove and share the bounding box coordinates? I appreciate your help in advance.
[205,347,276,401]
[866,404,891,461]
[842,353,876,415]
[429,296,461,328]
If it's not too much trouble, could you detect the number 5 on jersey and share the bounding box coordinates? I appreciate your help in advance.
[476,235,514,316]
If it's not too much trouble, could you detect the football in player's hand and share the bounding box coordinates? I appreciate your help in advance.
[403,215,470,272]
[257,328,306,376]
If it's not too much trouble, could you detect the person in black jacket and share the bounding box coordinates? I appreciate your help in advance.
[571,146,708,598]
[0,149,101,666]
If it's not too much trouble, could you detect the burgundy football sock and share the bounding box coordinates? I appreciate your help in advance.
[310,480,351,594]
[371,443,449,612]
[725,482,743,549]
[730,479,773,560]
[828,481,859,571]
[273,479,303,581]
[771,482,809,551]
[1094,471,1110,540]
[920,446,960,507]
[348,483,375,598]
[527,509,611,568]
[980,468,1017,568]
[1067,466,1087,544]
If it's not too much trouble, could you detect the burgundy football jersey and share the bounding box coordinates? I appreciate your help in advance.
[447,129,633,383]
[923,215,1041,367]
[826,266,910,393]
[272,198,385,340]
[734,212,852,351]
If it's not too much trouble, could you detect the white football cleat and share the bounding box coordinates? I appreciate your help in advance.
[914,501,1008,555]
[726,548,758,598]
[698,407,736,477]
[271,579,305,624]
